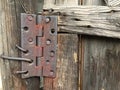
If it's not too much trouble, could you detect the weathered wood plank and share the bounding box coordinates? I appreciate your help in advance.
[82,36,120,90]
[83,0,106,5]
[0,0,26,90]
[0,0,40,90]
[19,0,37,13]
[44,34,79,90]
[105,0,120,6]
[55,0,78,6]
[44,0,55,9]
[43,0,78,9]
[48,6,120,39]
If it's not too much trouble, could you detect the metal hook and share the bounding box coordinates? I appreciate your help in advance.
[16,44,28,53]
[16,70,28,74]
[0,55,33,63]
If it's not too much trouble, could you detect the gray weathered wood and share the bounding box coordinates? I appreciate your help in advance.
[81,1,120,90]
[44,0,55,9]
[82,36,120,90]
[0,0,26,90]
[105,0,120,6]
[0,0,40,90]
[55,0,78,6]
[49,6,120,39]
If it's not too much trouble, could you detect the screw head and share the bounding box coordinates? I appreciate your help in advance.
[28,37,33,42]
[27,15,33,21]
[45,17,51,23]
[46,39,51,45]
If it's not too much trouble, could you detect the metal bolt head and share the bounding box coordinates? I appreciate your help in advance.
[27,15,33,21]
[28,37,33,42]
[45,17,51,23]
[46,39,51,45]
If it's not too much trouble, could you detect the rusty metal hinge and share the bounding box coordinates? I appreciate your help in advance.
[21,13,57,78]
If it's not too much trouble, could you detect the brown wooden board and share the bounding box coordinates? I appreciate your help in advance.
[44,34,79,90]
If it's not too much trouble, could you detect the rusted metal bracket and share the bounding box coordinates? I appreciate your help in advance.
[21,13,57,78]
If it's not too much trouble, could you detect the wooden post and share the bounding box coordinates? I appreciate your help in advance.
[0,0,40,90]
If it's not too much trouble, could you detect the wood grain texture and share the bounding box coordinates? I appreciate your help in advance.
[105,0,120,6]
[83,0,106,5]
[0,0,26,90]
[43,0,78,9]
[19,0,37,13]
[82,36,120,90]
[44,34,79,90]
[0,0,40,90]
[48,6,120,39]
[44,0,55,9]
[55,0,78,6]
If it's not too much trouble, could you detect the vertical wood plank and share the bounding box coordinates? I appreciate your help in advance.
[82,36,120,90]
[0,0,40,90]
[78,36,84,90]
[44,34,79,90]
[80,1,106,90]
[0,0,26,90]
